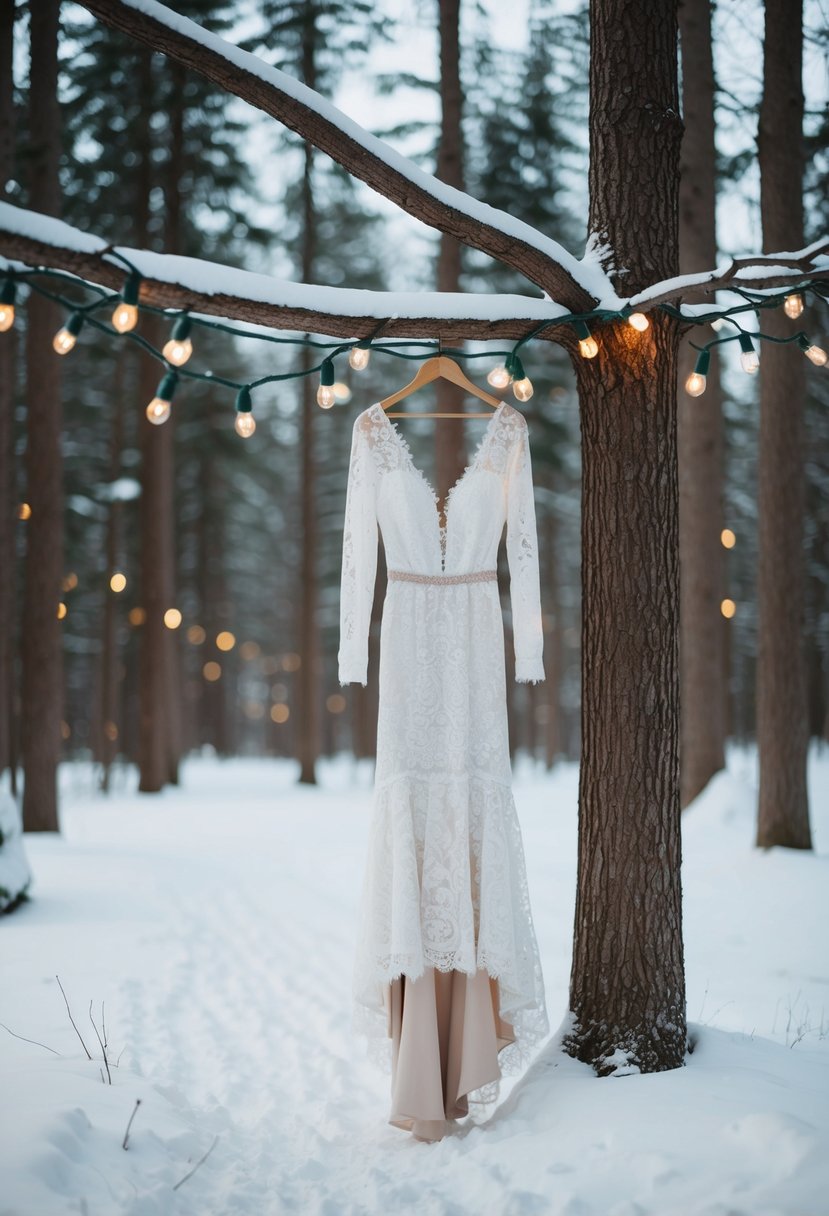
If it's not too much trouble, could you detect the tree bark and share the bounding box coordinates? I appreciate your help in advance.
[96,348,127,791]
[563,0,687,1073]
[0,0,17,789]
[677,0,726,807]
[756,0,812,850]
[434,0,467,504]
[21,0,62,832]
[296,14,320,786]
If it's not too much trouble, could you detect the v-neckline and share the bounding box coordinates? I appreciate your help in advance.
[371,399,507,514]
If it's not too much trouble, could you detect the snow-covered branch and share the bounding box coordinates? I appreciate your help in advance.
[627,240,829,312]
[76,0,602,310]
[0,204,571,342]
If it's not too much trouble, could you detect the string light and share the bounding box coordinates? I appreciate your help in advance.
[146,371,177,425]
[0,279,15,332]
[685,349,710,397]
[573,320,599,359]
[784,293,804,319]
[510,354,534,401]
[348,343,370,371]
[797,334,827,366]
[234,386,256,437]
[628,312,649,332]
[721,529,736,549]
[52,311,84,355]
[112,274,140,333]
[164,608,182,629]
[317,358,336,408]
[109,572,127,592]
[737,333,759,374]
[720,598,736,619]
[162,315,193,366]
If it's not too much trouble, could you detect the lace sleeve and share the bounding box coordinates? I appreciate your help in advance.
[506,418,545,684]
[338,414,378,686]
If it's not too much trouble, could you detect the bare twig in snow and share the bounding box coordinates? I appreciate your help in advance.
[122,1098,141,1150]
[55,974,92,1059]
[89,999,112,1084]
[0,1021,61,1056]
[172,1135,219,1191]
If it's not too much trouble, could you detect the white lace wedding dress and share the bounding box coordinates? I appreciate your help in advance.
[338,399,550,1112]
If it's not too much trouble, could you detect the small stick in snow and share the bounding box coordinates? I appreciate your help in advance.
[122,1098,141,1150]
[172,1135,219,1191]
[55,974,92,1059]
[0,1021,61,1056]
[89,998,111,1084]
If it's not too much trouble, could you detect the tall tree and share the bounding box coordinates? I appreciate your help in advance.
[677,0,726,807]
[755,0,812,849]
[563,0,686,1071]
[21,0,63,831]
[0,0,17,789]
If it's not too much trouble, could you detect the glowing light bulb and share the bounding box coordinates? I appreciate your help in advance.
[721,529,736,549]
[53,312,84,355]
[685,348,710,396]
[163,315,193,365]
[53,327,77,355]
[348,346,370,371]
[574,321,598,358]
[146,397,171,425]
[512,377,534,401]
[720,598,736,619]
[163,337,192,366]
[710,318,728,332]
[112,301,138,333]
[804,344,827,367]
[235,412,256,437]
[783,293,804,319]
[0,280,15,331]
[487,365,511,389]
[112,274,140,333]
[110,572,127,592]
[146,371,177,425]
[317,359,336,408]
[737,334,759,374]
[628,312,649,332]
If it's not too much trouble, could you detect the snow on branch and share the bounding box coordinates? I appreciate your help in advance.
[626,240,829,312]
[76,0,602,310]
[0,203,572,342]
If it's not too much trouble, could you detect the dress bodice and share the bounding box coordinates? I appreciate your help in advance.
[338,401,545,686]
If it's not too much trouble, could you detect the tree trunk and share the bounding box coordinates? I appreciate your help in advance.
[135,48,174,793]
[0,0,17,789]
[96,348,127,792]
[434,0,467,504]
[296,16,320,786]
[21,0,62,831]
[677,0,726,808]
[756,0,811,849]
[563,0,687,1073]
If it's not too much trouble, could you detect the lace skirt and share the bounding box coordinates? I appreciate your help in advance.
[351,573,549,1122]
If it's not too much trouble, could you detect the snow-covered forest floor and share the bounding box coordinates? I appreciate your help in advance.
[1,748,827,1216]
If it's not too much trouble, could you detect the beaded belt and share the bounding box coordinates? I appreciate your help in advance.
[387,568,497,585]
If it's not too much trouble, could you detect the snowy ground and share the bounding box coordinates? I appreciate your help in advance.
[1,747,827,1216]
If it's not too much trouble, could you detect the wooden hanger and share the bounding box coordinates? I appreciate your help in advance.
[380,355,501,417]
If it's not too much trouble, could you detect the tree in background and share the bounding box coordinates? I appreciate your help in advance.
[677,0,726,808]
[21,0,63,831]
[756,0,812,849]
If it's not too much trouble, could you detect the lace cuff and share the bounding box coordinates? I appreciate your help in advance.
[506,419,545,684]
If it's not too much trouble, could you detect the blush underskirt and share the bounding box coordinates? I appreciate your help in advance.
[385,965,516,1142]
